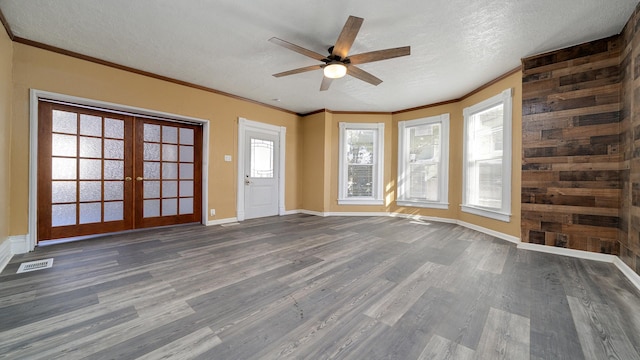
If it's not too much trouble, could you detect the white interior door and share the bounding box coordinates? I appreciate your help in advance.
[244,130,279,219]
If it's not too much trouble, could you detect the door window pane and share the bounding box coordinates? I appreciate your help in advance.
[104,139,124,159]
[144,124,160,142]
[80,181,102,202]
[162,198,178,216]
[179,180,194,197]
[179,197,193,215]
[162,126,178,144]
[104,201,123,222]
[144,143,160,161]
[105,118,124,139]
[104,181,124,201]
[52,158,77,179]
[162,144,178,161]
[250,138,274,178]
[144,181,160,199]
[179,163,194,179]
[180,128,194,145]
[51,181,76,203]
[80,114,102,136]
[52,204,76,226]
[104,160,124,180]
[179,146,194,162]
[79,159,102,179]
[52,134,77,157]
[79,202,101,224]
[162,163,178,179]
[52,110,77,134]
[144,199,160,218]
[79,137,102,158]
[162,181,178,198]
[144,162,160,179]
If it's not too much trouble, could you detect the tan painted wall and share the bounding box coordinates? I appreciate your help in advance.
[9,43,300,235]
[0,29,13,245]
[301,112,327,212]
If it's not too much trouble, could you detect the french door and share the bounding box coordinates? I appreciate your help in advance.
[37,101,202,242]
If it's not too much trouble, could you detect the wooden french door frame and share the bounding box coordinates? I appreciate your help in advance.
[30,90,209,247]
[236,117,286,221]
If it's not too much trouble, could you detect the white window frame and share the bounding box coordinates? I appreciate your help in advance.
[338,122,385,205]
[462,88,513,222]
[397,114,449,209]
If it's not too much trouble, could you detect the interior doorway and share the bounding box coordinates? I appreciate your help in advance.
[37,100,203,242]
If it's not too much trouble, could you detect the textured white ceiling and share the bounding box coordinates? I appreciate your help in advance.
[0,0,637,114]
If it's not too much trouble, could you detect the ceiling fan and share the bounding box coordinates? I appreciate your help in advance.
[269,15,411,91]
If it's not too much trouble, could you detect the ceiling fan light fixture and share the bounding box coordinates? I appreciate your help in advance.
[324,63,347,79]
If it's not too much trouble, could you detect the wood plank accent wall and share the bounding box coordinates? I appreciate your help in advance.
[521,36,623,255]
[620,4,640,273]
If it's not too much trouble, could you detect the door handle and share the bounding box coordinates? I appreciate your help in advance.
[136,177,144,181]
[245,179,251,185]
[125,176,132,181]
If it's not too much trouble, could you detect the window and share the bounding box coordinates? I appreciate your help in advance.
[462,88,512,222]
[338,122,385,205]
[397,114,449,209]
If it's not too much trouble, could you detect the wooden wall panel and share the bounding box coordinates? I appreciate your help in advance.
[521,35,623,256]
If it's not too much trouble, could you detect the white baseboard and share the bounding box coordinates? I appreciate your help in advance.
[298,209,328,217]
[282,209,302,216]
[389,212,457,224]
[517,242,615,262]
[0,238,12,274]
[206,217,239,226]
[10,235,29,254]
[458,220,521,245]
[324,211,391,217]
[613,257,640,291]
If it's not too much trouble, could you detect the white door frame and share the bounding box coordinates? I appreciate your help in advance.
[237,117,286,221]
[27,89,210,251]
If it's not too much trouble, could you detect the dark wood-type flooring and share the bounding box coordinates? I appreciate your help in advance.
[1,215,639,359]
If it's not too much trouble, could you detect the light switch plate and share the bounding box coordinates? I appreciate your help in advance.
[224,155,232,162]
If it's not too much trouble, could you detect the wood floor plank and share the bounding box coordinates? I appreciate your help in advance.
[1,215,639,359]
[417,334,475,360]
[475,307,531,360]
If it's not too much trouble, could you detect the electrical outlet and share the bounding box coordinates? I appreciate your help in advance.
[210,209,216,216]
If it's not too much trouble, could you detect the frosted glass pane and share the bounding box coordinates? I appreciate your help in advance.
[162,181,177,197]
[162,144,178,161]
[105,118,124,139]
[104,181,124,201]
[144,124,160,142]
[52,158,77,180]
[144,199,160,218]
[250,138,274,178]
[80,114,102,136]
[51,181,76,203]
[144,162,160,179]
[79,159,101,179]
[104,160,124,180]
[179,180,193,197]
[144,143,160,161]
[179,163,194,179]
[180,128,194,145]
[162,126,178,144]
[144,181,160,199]
[80,181,102,202]
[79,202,101,224]
[52,134,77,157]
[179,146,194,163]
[104,139,124,159]
[79,137,102,158]
[52,110,77,134]
[52,204,76,226]
[104,201,123,222]
[162,198,178,216]
[162,163,178,179]
[179,197,193,215]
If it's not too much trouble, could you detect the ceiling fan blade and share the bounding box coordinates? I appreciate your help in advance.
[320,77,333,91]
[348,46,411,65]
[269,37,327,61]
[273,64,323,77]
[332,16,364,59]
[347,65,383,86]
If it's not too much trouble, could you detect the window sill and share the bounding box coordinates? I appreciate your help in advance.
[396,200,449,210]
[338,198,384,206]
[461,205,510,222]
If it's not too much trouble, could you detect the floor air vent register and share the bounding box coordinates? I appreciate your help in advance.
[17,258,54,273]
